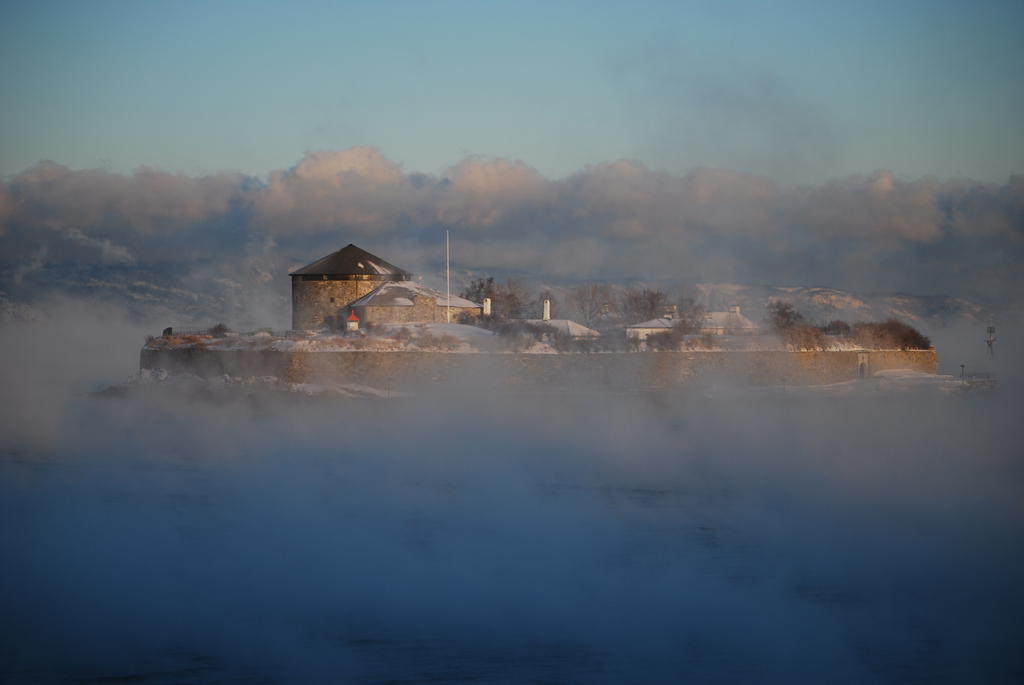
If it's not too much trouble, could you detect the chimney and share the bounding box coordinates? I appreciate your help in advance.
[483,297,492,317]
[729,305,741,315]
[543,299,551,321]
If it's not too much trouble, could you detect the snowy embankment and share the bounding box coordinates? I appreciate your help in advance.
[836,369,966,395]
[705,369,971,398]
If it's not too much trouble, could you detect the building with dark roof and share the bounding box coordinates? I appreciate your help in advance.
[290,244,481,330]
[290,244,412,281]
[291,244,408,330]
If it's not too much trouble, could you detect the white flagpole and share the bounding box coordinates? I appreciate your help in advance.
[446,230,451,323]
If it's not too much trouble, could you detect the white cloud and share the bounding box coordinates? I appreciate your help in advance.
[0,149,1021,299]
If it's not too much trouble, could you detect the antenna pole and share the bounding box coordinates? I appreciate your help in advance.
[446,230,451,323]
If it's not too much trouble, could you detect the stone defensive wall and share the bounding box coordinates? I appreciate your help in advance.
[140,348,938,391]
[292,279,380,331]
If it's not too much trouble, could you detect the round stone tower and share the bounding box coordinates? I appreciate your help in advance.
[290,244,412,331]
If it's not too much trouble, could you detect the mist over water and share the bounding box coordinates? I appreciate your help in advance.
[3,1,1021,677]
[2,309,1023,683]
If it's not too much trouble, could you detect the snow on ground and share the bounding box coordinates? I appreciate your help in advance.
[827,369,964,395]
[704,369,968,399]
[285,382,402,398]
[870,368,964,391]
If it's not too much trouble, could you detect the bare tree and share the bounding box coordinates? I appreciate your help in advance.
[765,300,838,349]
[674,297,705,334]
[621,288,668,324]
[570,283,614,327]
[461,277,529,321]
[766,300,804,332]
[461,276,494,305]
[498,279,529,320]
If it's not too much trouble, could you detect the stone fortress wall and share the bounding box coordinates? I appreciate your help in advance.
[140,348,938,391]
[291,279,381,330]
[362,301,481,325]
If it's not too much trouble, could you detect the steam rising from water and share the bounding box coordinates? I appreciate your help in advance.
[1,309,1022,683]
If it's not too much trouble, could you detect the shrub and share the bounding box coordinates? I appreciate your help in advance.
[784,324,826,350]
[683,334,717,350]
[435,334,461,351]
[645,330,679,351]
[455,310,480,325]
[413,332,460,351]
[853,319,931,349]
[551,334,597,353]
[651,325,697,351]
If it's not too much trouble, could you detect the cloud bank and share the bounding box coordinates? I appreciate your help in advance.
[1,149,1021,304]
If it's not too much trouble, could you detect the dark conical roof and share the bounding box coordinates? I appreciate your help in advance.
[290,244,411,279]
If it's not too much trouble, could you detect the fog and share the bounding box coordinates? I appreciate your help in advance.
[2,303,1022,683]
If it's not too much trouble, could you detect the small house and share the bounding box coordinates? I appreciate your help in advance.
[626,317,675,342]
[523,318,601,339]
[700,305,759,335]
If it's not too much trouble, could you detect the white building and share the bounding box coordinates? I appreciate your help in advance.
[700,306,759,335]
[524,318,601,339]
[626,316,675,342]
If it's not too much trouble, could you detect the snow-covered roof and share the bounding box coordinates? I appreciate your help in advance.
[290,244,412,279]
[523,319,601,338]
[627,317,675,330]
[702,310,758,330]
[349,281,481,309]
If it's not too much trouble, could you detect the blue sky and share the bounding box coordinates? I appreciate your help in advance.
[2,0,1021,183]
